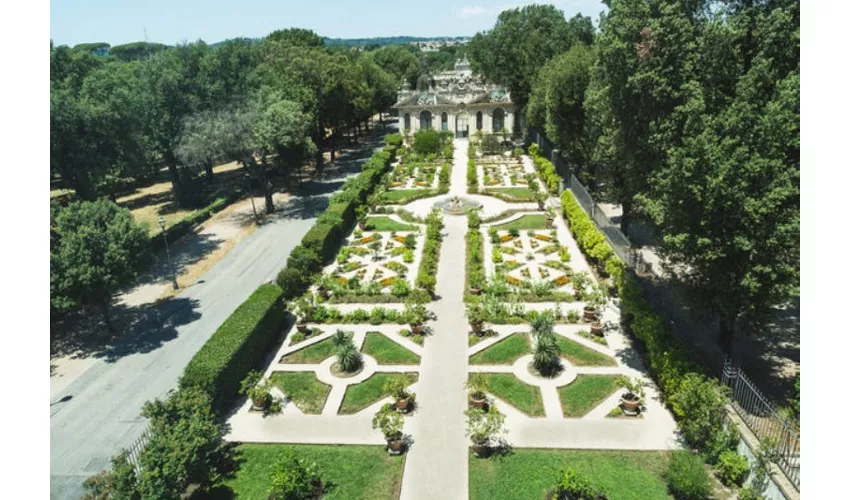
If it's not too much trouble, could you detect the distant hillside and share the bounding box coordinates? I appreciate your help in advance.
[322,36,468,47]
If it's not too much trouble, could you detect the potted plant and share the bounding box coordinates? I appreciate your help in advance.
[466,303,486,335]
[536,192,547,210]
[545,207,556,228]
[616,376,645,415]
[373,403,405,454]
[369,240,382,261]
[291,296,314,333]
[584,286,608,334]
[465,373,490,410]
[383,375,413,412]
[356,205,369,230]
[404,296,431,334]
[571,271,590,300]
[315,275,332,300]
[240,370,273,411]
[465,406,506,458]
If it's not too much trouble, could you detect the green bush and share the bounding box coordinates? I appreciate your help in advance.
[669,373,733,457]
[415,209,444,295]
[666,451,711,500]
[179,283,285,413]
[528,146,560,194]
[555,466,608,500]
[717,451,749,487]
[412,129,441,155]
[268,451,323,499]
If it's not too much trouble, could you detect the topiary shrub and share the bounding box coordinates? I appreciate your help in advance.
[716,450,749,487]
[665,451,711,500]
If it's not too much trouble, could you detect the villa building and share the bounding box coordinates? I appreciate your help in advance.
[392,56,516,138]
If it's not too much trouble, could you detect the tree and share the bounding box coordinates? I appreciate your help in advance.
[253,96,317,196]
[467,5,592,111]
[370,44,421,89]
[136,388,224,499]
[50,200,150,332]
[82,452,139,500]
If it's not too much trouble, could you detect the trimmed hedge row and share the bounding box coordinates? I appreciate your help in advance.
[277,139,400,299]
[179,283,285,414]
[528,143,561,194]
[560,191,620,281]
[415,209,445,294]
[151,188,244,253]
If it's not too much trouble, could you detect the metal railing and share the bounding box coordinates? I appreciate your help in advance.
[125,427,151,473]
[722,359,800,489]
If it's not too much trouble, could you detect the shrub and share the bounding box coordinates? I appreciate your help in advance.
[666,451,711,500]
[669,373,732,456]
[556,466,608,500]
[82,452,138,500]
[268,451,323,500]
[337,343,362,372]
[179,284,285,413]
[717,451,749,487]
[412,129,441,155]
[532,332,561,376]
[392,278,411,297]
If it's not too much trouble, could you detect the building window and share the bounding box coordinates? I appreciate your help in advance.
[493,108,505,133]
[404,113,410,131]
[476,111,483,131]
[420,110,432,130]
[441,112,448,131]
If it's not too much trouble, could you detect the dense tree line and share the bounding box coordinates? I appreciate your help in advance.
[468,1,799,357]
[50,29,400,209]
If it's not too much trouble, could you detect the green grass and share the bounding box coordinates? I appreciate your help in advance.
[558,375,621,417]
[339,372,419,414]
[214,443,405,499]
[554,336,617,366]
[470,334,529,365]
[269,371,331,414]
[364,216,417,232]
[469,448,672,500]
[282,338,336,364]
[361,332,421,365]
[483,373,544,417]
[485,187,535,199]
[492,214,548,232]
[380,189,436,203]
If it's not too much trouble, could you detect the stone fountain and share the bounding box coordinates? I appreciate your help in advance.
[433,195,482,215]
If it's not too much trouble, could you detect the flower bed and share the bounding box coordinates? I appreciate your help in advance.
[500,234,514,242]
[553,275,570,286]
[534,233,552,242]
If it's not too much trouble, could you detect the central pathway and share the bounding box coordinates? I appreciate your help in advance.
[400,139,469,499]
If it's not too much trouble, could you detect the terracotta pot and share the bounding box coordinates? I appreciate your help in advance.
[470,287,482,295]
[317,288,329,300]
[471,440,491,458]
[470,395,488,410]
[545,216,554,228]
[396,398,410,411]
[358,220,366,230]
[583,307,597,322]
[471,321,484,334]
[251,396,268,411]
[410,324,423,334]
[296,323,309,334]
[621,394,641,414]
[590,322,604,336]
[387,435,404,454]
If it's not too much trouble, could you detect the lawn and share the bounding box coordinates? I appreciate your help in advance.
[339,372,419,414]
[380,189,436,203]
[269,371,331,414]
[470,334,529,365]
[361,332,421,365]
[485,187,535,200]
[555,336,617,366]
[469,448,672,500]
[492,214,548,232]
[483,373,544,417]
[558,375,621,417]
[214,443,405,499]
[364,216,417,232]
[282,338,337,364]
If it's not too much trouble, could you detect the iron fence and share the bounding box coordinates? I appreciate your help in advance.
[722,359,800,490]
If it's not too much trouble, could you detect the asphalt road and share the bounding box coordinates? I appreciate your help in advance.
[50,124,395,499]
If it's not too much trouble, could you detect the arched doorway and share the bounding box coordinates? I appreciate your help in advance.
[441,112,448,131]
[493,108,505,133]
[403,113,410,131]
[456,112,469,138]
[476,111,483,131]
[419,110,432,130]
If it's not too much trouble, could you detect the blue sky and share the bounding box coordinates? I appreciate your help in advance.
[50,0,607,47]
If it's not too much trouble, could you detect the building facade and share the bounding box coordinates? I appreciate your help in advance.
[392,57,516,138]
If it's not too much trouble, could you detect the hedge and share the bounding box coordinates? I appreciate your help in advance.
[151,188,244,253]
[179,283,285,414]
[415,209,444,294]
[528,143,561,194]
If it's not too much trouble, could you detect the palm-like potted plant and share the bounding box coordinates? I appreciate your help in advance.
[584,286,608,335]
[466,302,486,335]
[532,332,562,378]
[240,370,273,412]
[530,310,555,338]
[571,271,591,300]
[466,373,490,410]
[356,204,369,230]
[404,296,432,334]
[616,376,646,415]
[383,375,414,412]
[291,296,315,333]
[373,403,405,454]
[465,406,506,458]
[544,207,556,228]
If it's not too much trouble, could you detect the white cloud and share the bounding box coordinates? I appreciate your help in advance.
[458,6,488,18]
